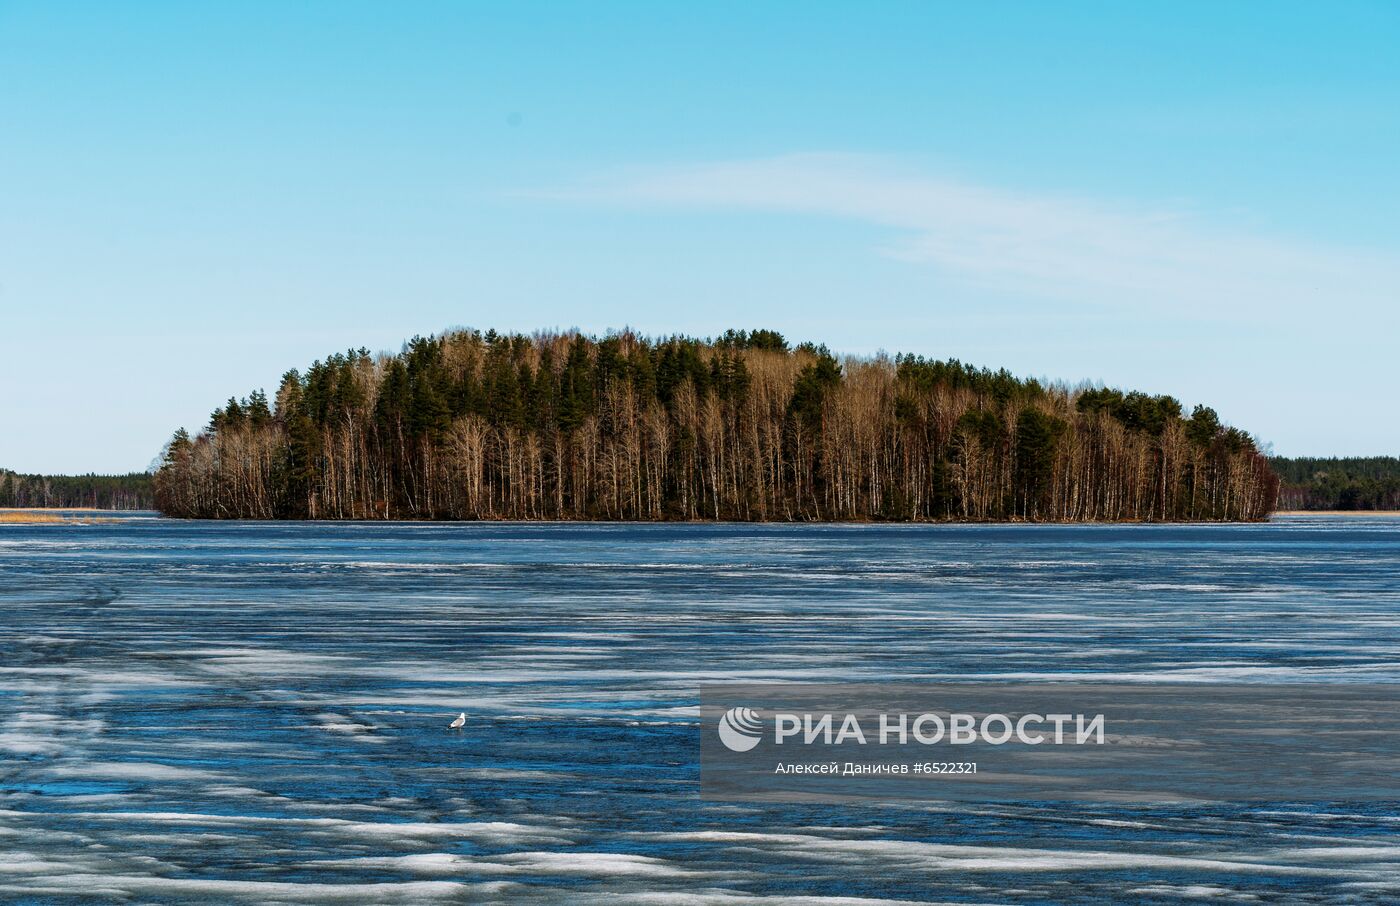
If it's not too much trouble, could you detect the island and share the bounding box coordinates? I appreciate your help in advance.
[152,329,1277,522]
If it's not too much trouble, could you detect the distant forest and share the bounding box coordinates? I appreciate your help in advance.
[1270,457,1400,511]
[0,470,154,509]
[154,329,1278,522]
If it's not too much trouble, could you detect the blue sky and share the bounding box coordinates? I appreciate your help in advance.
[1,1,1397,473]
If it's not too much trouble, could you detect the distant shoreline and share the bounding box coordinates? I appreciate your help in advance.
[3,507,1276,525]
[1274,510,1400,516]
[0,506,113,512]
[0,508,128,524]
[10,506,1397,523]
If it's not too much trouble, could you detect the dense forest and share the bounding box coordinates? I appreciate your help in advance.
[0,470,154,509]
[1270,456,1400,511]
[154,329,1278,522]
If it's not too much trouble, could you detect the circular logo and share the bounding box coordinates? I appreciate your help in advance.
[717,706,764,752]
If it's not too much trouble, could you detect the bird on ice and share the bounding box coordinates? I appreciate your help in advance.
[449,712,466,729]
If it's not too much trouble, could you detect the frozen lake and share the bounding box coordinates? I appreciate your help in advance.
[2,515,1399,903]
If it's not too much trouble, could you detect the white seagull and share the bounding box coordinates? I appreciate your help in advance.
[449,712,466,730]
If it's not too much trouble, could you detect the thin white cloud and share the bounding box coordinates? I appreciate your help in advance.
[560,153,1397,317]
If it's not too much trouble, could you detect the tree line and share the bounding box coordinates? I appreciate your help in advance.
[1269,456,1400,511]
[154,328,1278,522]
[0,470,154,509]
